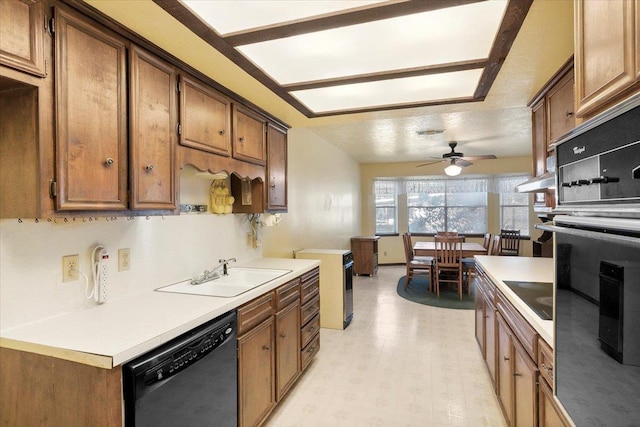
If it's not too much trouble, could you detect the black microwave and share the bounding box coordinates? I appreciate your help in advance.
[554,93,640,219]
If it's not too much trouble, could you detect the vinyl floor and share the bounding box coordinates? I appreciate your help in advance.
[265,265,507,427]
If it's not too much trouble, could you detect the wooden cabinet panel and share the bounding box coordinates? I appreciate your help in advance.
[237,292,274,335]
[497,314,514,425]
[475,283,485,354]
[531,99,547,177]
[546,69,575,144]
[0,0,46,77]
[275,300,301,401]
[54,6,128,210]
[301,333,320,370]
[301,314,320,348]
[539,378,571,427]
[485,296,497,387]
[238,316,276,427]
[233,104,266,165]
[300,294,320,327]
[275,278,300,311]
[129,45,176,210]
[300,267,320,305]
[575,0,637,118]
[266,123,287,211]
[538,337,554,389]
[513,338,538,427]
[179,74,231,156]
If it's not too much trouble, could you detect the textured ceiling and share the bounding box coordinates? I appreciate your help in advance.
[87,0,574,165]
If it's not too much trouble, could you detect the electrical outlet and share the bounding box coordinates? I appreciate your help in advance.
[62,255,79,282]
[118,248,130,272]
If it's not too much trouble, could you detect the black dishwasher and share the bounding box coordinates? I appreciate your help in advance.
[123,311,237,427]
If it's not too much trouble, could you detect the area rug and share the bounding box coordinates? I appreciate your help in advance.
[397,275,475,309]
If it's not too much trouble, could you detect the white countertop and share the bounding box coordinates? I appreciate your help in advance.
[0,258,320,369]
[474,256,554,346]
[296,249,351,255]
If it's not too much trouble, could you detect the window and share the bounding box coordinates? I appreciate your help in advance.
[406,178,488,234]
[497,175,530,237]
[374,179,398,234]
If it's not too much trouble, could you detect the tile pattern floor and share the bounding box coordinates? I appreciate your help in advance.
[265,265,507,427]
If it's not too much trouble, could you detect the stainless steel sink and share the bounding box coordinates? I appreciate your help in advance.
[156,267,291,297]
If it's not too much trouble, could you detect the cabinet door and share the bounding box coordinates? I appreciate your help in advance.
[0,0,45,77]
[129,45,176,210]
[546,68,575,144]
[275,300,301,401]
[497,314,514,425]
[475,285,485,355]
[575,0,637,117]
[513,337,538,427]
[266,123,287,211]
[539,378,571,427]
[233,104,266,165]
[179,74,231,156]
[485,297,497,387]
[238,317,275,427]
[54,6,128,210]
[531,99,546,177]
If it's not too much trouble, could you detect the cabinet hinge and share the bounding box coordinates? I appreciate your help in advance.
[49,180,57,198]
[176,123,182,135]
[47,17,55,37]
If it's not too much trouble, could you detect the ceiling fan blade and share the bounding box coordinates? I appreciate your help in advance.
[461,154,497,161]
[457,159,473,167]
[416,159,445,168]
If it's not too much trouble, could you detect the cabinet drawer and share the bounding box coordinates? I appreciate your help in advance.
[538,337,554,388]
[275,278,300,311]
[301,314,320,348]
[301,333,320,370]
[300,268,320,305]
[238,292,275,335]
[496,291,538,362]
[301,294,320,326]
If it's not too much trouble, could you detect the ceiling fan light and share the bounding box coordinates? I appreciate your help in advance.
[444,163,462,176]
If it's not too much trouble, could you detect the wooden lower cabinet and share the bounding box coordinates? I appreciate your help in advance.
[474,267,497,386]
[238,316,276,427]
[539,379,570,427]
[497,314,515,425]
[275,299,301,400]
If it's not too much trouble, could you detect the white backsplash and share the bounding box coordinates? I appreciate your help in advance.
[0,213,261,330]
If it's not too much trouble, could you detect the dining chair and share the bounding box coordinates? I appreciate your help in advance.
[482,233,492,249]
[402,233,433,291]
[434,235,464,299]
[500,229,521,256]
[436,231,458,237]
[489,235,502,255]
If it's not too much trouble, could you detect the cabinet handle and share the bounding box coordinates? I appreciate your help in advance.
[145,164,154,172]
[104,158,114,166]
[219,129,225,135]
[262,345,270,350]
[309,327,316,332]
[566,111,574,117]
[503,356,510,361]
[280,333,286,338]
[239,136,245,143]
[513,372,521,377]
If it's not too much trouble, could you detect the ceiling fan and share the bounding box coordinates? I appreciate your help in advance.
[416,141,497,176]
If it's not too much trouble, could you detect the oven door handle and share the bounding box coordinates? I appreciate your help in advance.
[535,224,640,248]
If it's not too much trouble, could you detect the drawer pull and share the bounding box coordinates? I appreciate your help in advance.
[513,372,521,377]
[262,345,271,351]
[503,356,510,361]
[280,333,286,338]
[104,157,114,166]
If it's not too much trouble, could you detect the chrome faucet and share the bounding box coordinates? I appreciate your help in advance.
[190,258,236,285]
[219,258,236,275]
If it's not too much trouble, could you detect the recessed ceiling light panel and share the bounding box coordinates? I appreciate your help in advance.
[291,69,483,113]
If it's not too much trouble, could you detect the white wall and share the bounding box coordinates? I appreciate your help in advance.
[262,127,362,258]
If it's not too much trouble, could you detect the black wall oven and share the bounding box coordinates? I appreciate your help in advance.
[540,93,640,426]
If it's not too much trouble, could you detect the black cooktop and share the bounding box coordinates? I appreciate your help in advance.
[503,281,553,320]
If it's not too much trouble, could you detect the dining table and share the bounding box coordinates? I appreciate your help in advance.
[414,241,488,258]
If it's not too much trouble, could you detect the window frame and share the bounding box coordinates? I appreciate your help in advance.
[373,179,398,235]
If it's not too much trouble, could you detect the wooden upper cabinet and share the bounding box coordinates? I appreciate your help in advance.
[0,0,46,77]
[546,69,575,144]
[266,123,287,212]
[129,45,176,210]
[54,6,128,211]
[575,0,639,118]
[233,104,266,165]
[179,74,231,157]
[531,98,547,177]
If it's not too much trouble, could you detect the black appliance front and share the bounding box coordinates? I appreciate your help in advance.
[553,219,640,426]
[122,311,237,427]
[344,251,354,328]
